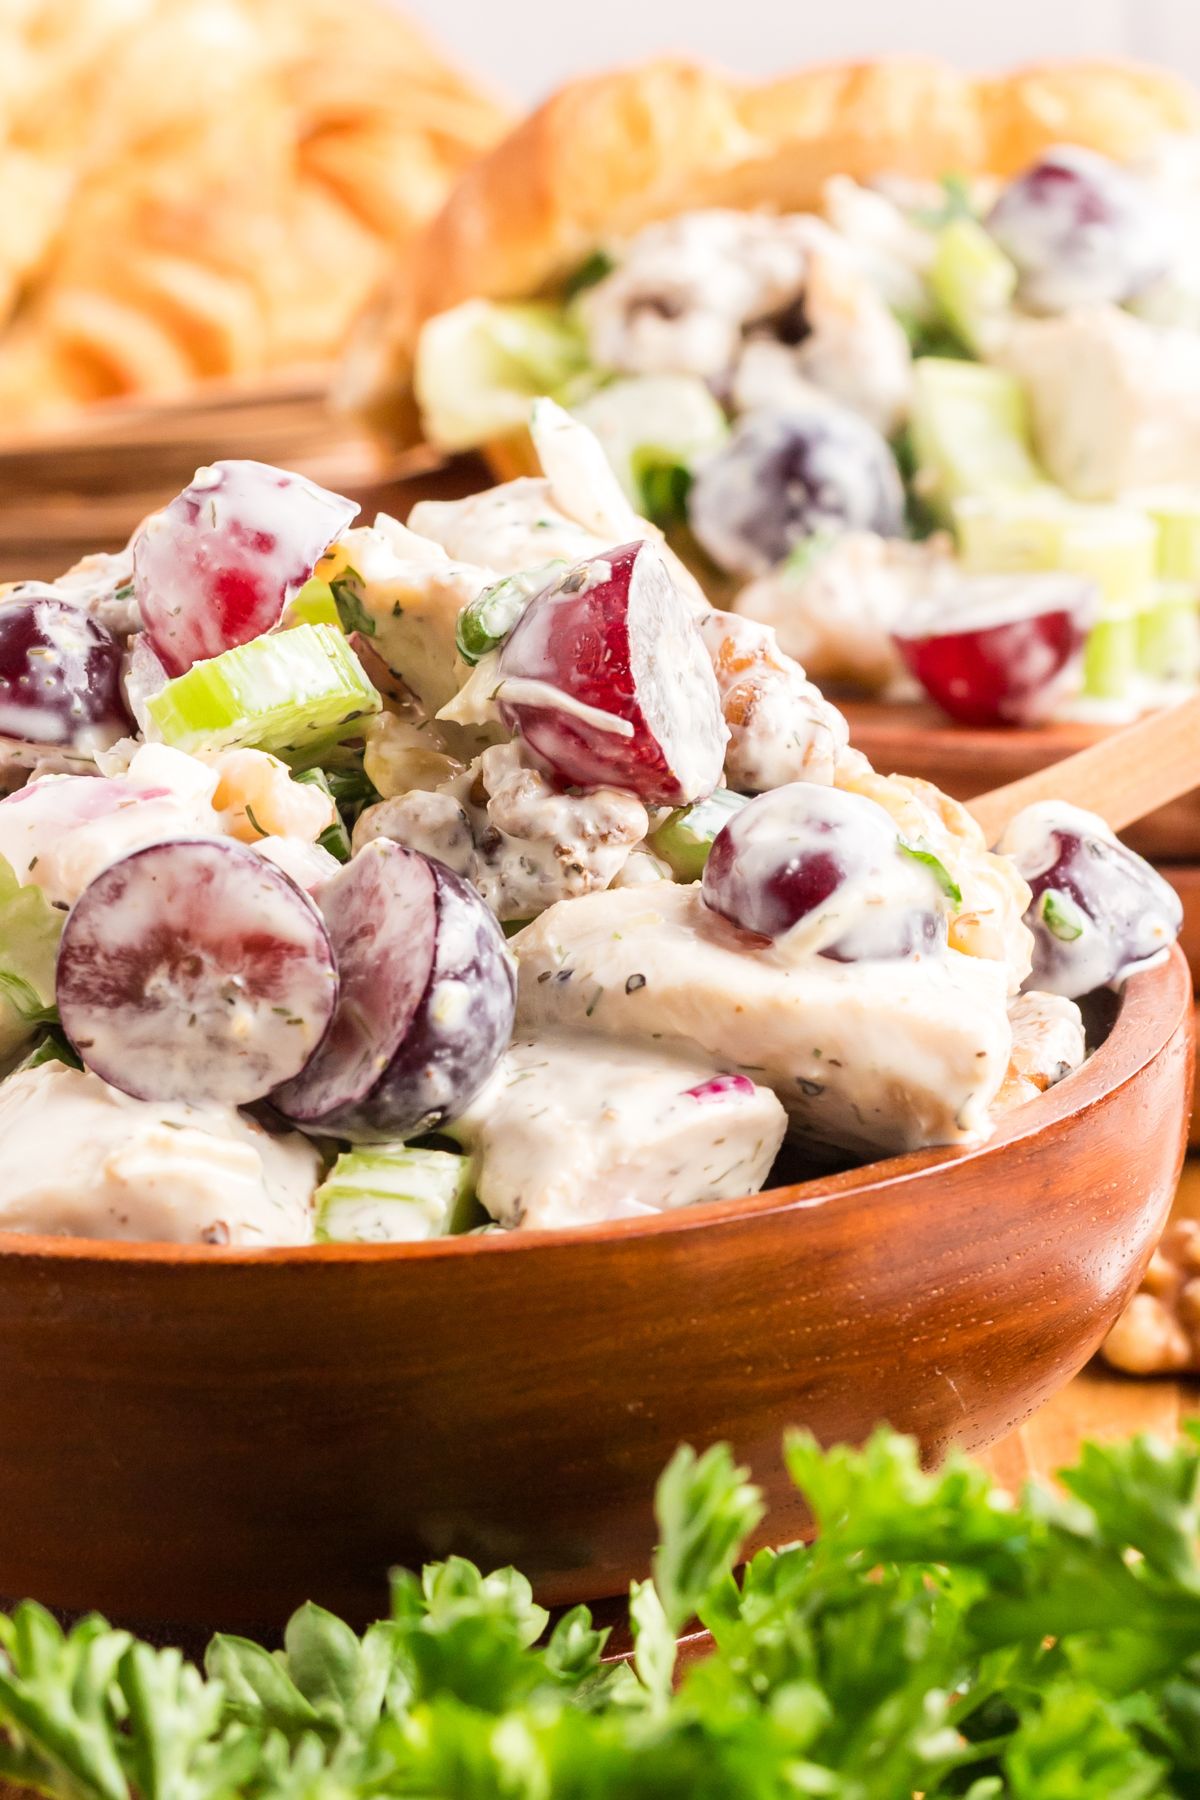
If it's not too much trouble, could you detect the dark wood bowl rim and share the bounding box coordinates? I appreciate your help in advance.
[0,947,1188,1267]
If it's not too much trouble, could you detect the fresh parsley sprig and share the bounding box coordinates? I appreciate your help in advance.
[5,1427,1200,1797]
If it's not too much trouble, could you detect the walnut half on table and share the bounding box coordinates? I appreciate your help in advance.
[1102,1220,1200,1375]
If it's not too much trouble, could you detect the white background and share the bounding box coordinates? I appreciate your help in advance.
[407,0,1200,106]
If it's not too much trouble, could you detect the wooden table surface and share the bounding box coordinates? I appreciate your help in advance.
[979,1156,1200,1489]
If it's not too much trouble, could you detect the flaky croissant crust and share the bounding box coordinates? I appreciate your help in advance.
[346,54,1200,436]
[0,0,510,429]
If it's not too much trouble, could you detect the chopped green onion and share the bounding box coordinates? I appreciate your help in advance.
[455,563,563,665]
[15,1028,82,1075]
[292,768,352,863]
[1040,889,1085,943]
[649,789,748,883]
[561,248,616,300]
[897,838,962,905]
[314,1146,480,1242]
[147,624,381,757]
[330,572,376,639]
[631,452,692,528]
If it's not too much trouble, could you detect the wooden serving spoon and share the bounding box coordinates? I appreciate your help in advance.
[968,691,1200,845]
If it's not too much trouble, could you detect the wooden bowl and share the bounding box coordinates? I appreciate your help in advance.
[0,948,1189,1640]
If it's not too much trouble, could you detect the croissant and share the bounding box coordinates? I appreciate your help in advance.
[346,54,1200,442]
[0,0,509,429]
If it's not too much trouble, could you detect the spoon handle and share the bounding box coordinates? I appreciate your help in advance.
[968,692,1200,846]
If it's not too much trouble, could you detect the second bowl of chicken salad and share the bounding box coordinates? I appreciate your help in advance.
[353,55,1200,732]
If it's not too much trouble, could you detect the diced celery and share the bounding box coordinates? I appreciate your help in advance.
[1082,617,1139,701]
[415,299,590,451]
[0,854,63,1061]
[954,492,1076,573]
[1137,585,1200,684]
[571,375,728,514]
[147,624,381,757]
[649,789,748,882]
[910,359,1047,519]
[955,495,1156,699]
[314,1146,479,1243]
[1140,492,1200,582]
[929,218,1017,354]
[286,578,341,630]
[455,563,564,666]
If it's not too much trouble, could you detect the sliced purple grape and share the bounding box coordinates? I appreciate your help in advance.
[687,406,905,577]
[133,460,358,677]
[702,781,948,962]
[56,839,339,1106]
[0,592,131,753]
[272,839,515,1141]
[893,573,1095,727]
[496,540,726,805]
[986,146,1170,313]
[1000,804,1183,997]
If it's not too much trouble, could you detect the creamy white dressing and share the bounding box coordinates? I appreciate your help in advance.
[319,516,493,716]
[0,1063,318,1244]
[734,532,951,693]
[492,676,635,739]
[514,883,1014,1160]
[452,1032,785,1230]
[998,306,1200,500]
[355,739,647,922]
[580,210,912,434]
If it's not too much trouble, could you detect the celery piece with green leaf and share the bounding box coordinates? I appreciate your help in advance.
[146,623,380,758]
[649,789,747,882]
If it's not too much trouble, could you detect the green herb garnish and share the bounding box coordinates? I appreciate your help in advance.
[631,451,693,528]
[7,1428,1200,1796]
[898,836,963,904]
[561,248,617,300]
[329,573,376,639]
[455,563,565,666]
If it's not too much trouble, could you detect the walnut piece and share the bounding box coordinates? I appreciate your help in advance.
[1102,1218,1200,1375]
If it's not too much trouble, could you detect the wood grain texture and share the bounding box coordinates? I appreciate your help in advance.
[0,948,1186,1639]
[968,694,1200,845]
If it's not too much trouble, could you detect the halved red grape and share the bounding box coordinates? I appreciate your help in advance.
[56,839,339,1106]
[0,591,131,754]
[986,146,1170,313]
[132,460,359,676]
[999,802,1183,997]
[273,839,515,1141]
[496,540,726,806]
[894,573,1095,727]
[702,781,947,961]
[687,405,905,577]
